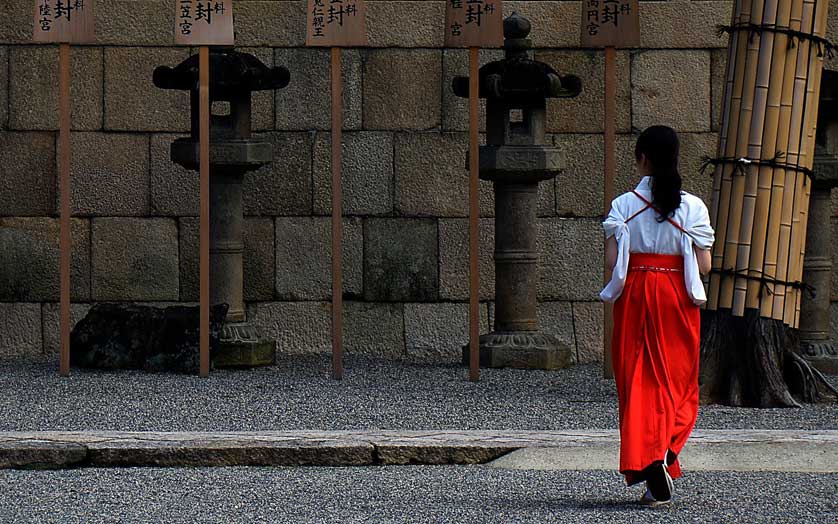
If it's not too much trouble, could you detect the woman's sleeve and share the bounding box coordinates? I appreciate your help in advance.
[600,197,631,303]
[688,200,715,250]
[603,198,624,239]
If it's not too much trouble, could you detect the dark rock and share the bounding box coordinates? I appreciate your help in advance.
[70,303,228,373]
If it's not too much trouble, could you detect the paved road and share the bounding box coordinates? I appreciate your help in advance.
[1,355,835,432]
[0,465,834,523]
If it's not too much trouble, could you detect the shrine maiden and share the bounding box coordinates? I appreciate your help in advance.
[600,126,714,507]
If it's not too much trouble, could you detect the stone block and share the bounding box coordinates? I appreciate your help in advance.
[274,48,361,131]
[366,2,444,48]
[243,133,312,216]
[150,133,197,216]
[403,303,490,362]
[313,132,393,216]
[394,132,494,217]
[0,47,7,128]
[234,1,306,47]
[572,301,604,364]
[9,46,102,131]
[0,218,90,302]
[95,0,171,46]
[180,217,276,302]
[104,47,191,132]
[364,218,438,302]
[244,218,276,301]
[438,218,495,301]
[711,49,729,134]
[69,133,150,216]
[275,217,363,300]
[0,304,42,357]
[502,2,581,48]
[637,1,732,49]
[0,132,55,216]
[42,303,92,355]
[554,134,605,217]
[537,301,576,352]
[632,50,712,133]
[248,302,332,355]
[441,49,503,133]
[363,50,442,131]
[344,302,404,358]
[537,218,603,301]
[535,50,631,134]
[92,218,179,301]
[0,2,31,44]
[243,47,276,132]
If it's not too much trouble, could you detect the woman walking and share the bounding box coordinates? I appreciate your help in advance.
[600,126,714,507]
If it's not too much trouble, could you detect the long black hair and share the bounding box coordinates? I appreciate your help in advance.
[635,125,682,222]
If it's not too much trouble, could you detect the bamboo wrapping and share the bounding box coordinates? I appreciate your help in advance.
[792,0,830,327]
[707,0,830,327]
[733,0,781,315]
[709,0,756,309]
[719,0,766,309]
[761,0,805,318]
[744,0,793,310]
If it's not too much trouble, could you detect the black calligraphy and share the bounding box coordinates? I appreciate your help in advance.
[311,0,358,38]
[586,0,632,36]
[449,0,495,37]
[178,1,227,36]
[38,0,87,31]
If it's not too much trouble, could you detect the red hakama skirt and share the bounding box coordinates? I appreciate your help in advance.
[612,253,700,486]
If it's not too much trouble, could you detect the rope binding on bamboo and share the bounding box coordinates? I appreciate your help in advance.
[709,267,817,299]
[699,152,815,181]
[716,23,836,58]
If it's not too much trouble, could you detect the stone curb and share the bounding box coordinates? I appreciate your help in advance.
[0,430,835,470]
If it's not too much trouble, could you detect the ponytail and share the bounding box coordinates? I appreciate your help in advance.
[635,126,682,222]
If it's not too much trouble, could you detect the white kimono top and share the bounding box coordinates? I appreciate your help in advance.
[600,177,715,306]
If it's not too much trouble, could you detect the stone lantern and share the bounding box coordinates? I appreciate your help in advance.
[153,48,290,367]
[799,69,838,374]
[453,13,582,369]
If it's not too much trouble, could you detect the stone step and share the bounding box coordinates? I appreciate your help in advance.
[1,430,835,471]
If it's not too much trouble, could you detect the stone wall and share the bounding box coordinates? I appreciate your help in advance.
[1,1,837,363]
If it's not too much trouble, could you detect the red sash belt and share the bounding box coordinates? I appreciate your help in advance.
[628,253,684,273]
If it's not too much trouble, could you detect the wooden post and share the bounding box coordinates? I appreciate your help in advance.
[199,45,210,378]
[602,45,616,379]
[468,46,480,383]
[331,47,344,381]
[59,43,71,377]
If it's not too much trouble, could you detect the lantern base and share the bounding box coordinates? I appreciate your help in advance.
[799,341,838,374]
[214,323,276,368]
[462,331,576,370]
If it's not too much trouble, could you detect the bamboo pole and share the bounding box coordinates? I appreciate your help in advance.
[762,0,806,318]
[710,0,755,310]
[331,47,344,381]
[709,0,745,310]
[603,46,616,379]
[733,0,781,316]
[199,46,210,378]
[791,0,830,327]
[59,43,71,377]
[719,0,766,310]
[468,46,480,383]
[777,0,816,323]
[744,0,792,310]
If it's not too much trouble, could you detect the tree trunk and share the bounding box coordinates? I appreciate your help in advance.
[700,308,837,407]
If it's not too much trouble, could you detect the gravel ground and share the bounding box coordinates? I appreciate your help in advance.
[0,466,834,523]
[0,354,835,432]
